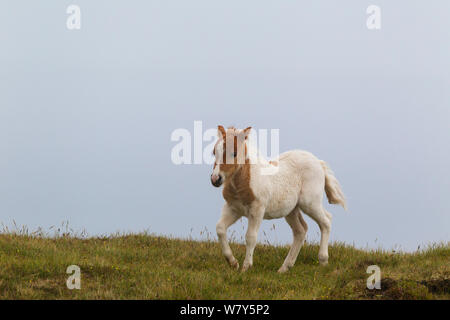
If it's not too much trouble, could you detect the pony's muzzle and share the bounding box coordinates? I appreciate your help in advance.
[211,174,223,187]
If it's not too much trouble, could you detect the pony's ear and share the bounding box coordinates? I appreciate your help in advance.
[217,125,226,140]
[242,127,252,139]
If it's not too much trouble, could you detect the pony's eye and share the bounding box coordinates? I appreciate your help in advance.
[233,152,237,158]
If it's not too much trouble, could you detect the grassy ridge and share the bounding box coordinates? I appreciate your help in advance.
[0,233,448,299]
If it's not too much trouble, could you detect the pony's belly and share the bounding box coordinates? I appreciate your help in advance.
[263,199,297,220]
[264,209,291,220]
[258,170,301,220]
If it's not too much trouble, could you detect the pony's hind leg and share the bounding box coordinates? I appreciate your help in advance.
[300,201,331,266]
[278,208,308,273]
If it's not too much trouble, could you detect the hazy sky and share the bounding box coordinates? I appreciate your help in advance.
[1,1,449,251]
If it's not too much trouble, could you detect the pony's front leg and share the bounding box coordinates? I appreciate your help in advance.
[242,204,264,272]
[216,204,241,269]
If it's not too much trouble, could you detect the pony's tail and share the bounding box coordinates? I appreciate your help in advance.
[320,161,347,211]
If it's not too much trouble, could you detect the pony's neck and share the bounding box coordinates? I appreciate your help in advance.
[246,139,270,166]
[245,138,279,178]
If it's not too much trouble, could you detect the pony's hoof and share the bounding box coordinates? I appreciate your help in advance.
[277,266,289,273]
[230,260,240,270]
[318,257,329,266]
[241,262,252,272]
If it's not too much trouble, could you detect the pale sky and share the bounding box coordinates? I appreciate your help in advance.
[0,1,449,251]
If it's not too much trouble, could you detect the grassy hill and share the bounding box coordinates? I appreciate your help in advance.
[0,233,448,299]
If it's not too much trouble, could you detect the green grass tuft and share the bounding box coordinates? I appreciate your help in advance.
[0,233,448,299]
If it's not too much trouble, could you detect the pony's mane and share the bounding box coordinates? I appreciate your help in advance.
[221,126,275,168]
[245,135,271,166]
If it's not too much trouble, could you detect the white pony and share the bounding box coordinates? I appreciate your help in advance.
[211,126,347,273]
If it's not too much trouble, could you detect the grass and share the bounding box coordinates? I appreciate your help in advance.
[0,230,448,299]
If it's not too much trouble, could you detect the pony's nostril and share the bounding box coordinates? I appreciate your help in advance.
[211,174,223,187]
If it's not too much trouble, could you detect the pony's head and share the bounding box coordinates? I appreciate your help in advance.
[210,125,252,187]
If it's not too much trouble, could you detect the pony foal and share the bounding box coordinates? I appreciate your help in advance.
[211,126,347,273]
